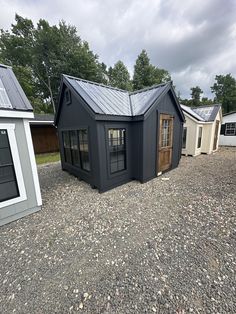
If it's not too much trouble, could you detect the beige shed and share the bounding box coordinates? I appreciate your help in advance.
[181,105,222,156]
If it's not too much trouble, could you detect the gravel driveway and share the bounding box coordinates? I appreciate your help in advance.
[0,148,235,313]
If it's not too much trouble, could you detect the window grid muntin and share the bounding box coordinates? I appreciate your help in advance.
[62,129,90,172]
[161,119,171,147]
[225,123,236,136]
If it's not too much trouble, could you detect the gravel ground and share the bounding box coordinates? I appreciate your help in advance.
[0,147,235,313]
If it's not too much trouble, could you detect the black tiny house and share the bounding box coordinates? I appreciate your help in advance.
[55,75,185,192]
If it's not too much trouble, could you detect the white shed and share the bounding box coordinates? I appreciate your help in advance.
[181,104,222,156]
[219,111,236,146]
[0,64,42,226]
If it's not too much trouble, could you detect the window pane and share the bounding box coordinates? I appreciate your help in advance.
[78,129,90,171]
[0,165,15,184]
[0,181,19,202]
[108,128,126,174]
[161,119,171,147]
[225,123,236,136]
[0,129,19,202]
[63,131,70,148]
[0,147,12,165]
[80,151,90,171]
[0,130,9,148]
[197,127,202,148]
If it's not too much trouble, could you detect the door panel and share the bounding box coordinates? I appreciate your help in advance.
[158,114,173,173]
[213,121,219,150]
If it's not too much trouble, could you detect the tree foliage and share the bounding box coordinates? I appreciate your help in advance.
[0,14,106,113]
[211,74,236,113]
[108,61,132,90]
[133,50,171,90]
[190,86,203,107]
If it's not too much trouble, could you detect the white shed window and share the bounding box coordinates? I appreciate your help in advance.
[0,130,19,202]
[0,78,12,109]
[182,127,187,149]
[197,127,202,149]
[225,123,236,136]
[0,124,26,209]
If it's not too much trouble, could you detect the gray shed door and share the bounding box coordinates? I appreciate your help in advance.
[0,129,19,202]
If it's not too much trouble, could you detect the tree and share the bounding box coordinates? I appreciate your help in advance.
[211,74,236,113]
[190,86,203,107]
[108,61,132,90]
[0,15,106,113]
[133,49,171,90]
[201,97,214,106]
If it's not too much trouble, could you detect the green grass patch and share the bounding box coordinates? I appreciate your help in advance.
[36,152,60,165]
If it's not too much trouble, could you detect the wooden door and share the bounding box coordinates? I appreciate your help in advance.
[158,114,173,173]
[213,120,220,150]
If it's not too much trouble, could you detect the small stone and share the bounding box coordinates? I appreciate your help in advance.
[152,307,157,312]
[84,292,89,299]
[64,285,69,291]
[161,177,170,181]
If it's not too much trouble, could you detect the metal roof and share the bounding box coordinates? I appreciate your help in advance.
[181,104,221,122]
[64,75,170,117]
[181,105,204,121]
[0,64,33,112]
[130,84,167,115]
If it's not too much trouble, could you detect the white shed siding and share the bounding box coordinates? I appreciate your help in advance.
[182,114,202,156]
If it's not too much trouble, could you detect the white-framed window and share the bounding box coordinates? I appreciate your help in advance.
[197,126,203,149]
[225,123,236,136]
[182,127,187,149]
[0,124,26,209]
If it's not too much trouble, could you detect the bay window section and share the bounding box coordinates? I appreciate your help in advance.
[62,129,90,172]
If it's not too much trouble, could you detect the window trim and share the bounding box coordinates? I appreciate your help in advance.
[0,124,27,209]
[62,127,91,173]
[65,89,71,105]
[225,122,236,136]
[105,125,128,178]
[197,126,203,149]
[182,127,187,149]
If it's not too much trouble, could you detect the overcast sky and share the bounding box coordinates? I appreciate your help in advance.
[1,0,236,98]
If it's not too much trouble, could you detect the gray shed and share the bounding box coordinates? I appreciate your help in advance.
[0,64,42,226]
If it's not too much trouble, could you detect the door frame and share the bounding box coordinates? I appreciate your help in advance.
[213,120,220,151]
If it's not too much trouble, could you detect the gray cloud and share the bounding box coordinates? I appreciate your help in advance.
[0,0,236,98]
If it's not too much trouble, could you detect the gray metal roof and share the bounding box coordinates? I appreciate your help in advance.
[181,104,204,121]
[64,75,170,117]
[181,104,221,122]
[0,64,33,111]
[130,85,167,115]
